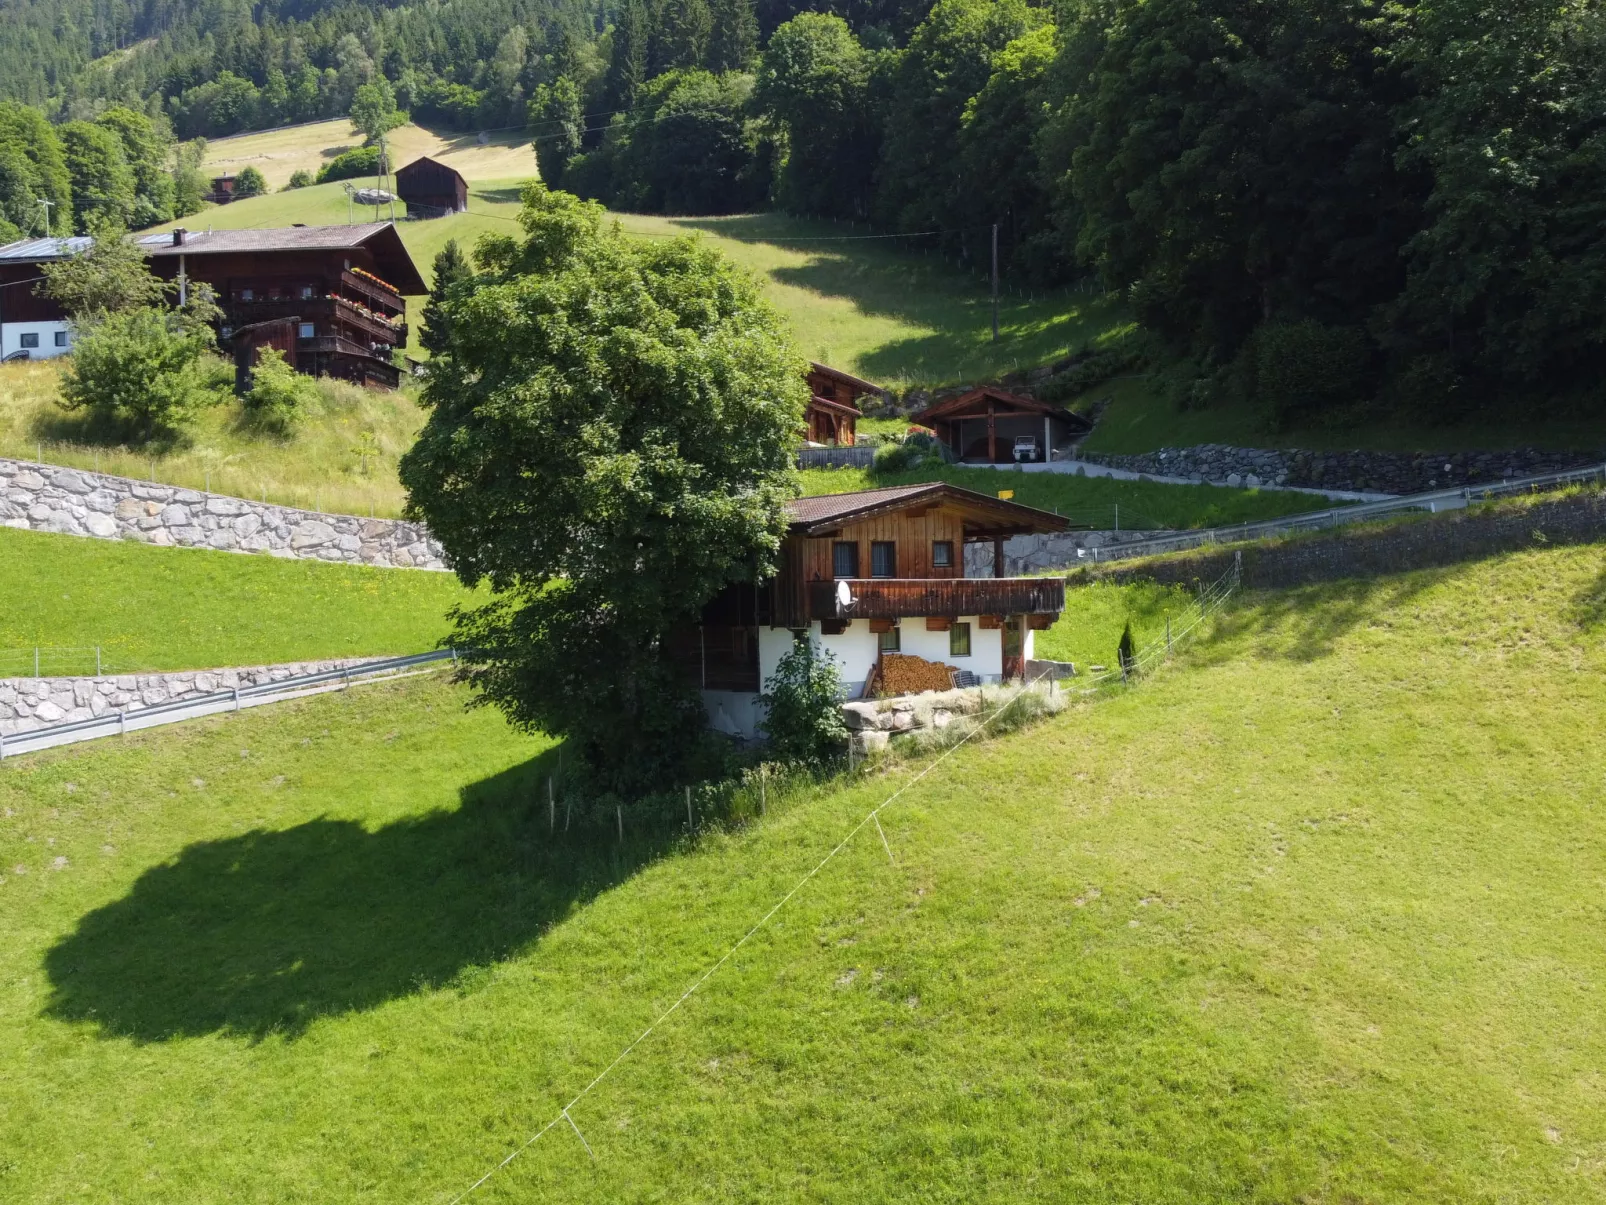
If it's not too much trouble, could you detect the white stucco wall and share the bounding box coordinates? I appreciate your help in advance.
[1,321,70,360]
[715,617,1025,738]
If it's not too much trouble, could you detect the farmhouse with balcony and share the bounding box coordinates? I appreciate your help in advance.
[914,386,1094,464]
[804,361,882,446]
[139,224,427,389]
[0,223,426,387]
[674,483,1071,737]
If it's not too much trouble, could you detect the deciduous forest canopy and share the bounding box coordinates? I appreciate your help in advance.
[0,0,1602,422]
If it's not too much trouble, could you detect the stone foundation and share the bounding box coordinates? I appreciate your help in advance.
[0,457,447,570]
[0,657,377,735]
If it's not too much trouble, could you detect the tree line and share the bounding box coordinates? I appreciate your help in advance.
[2,0,1601,420]
[539,0,1606,421]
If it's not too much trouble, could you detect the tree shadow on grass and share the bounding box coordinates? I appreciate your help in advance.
[1191,569,1453,665]
[660,214,1115,380]
[1569,560,1606,633]
[42,751,673,1043]
[471,185,524,207]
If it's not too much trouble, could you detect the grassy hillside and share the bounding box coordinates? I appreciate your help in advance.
[0,526,473,674]
[5,545,1606,1201]
[0,360,428,517]
[202,119,537,192]
[150,179,1118,390]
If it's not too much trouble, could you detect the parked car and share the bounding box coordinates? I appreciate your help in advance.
[1012,435,1040,463]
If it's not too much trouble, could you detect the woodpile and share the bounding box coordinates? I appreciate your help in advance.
[863,653,960,698]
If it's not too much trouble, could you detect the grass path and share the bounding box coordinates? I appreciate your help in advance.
[4,546,1606,1200]
[0,526,473,674]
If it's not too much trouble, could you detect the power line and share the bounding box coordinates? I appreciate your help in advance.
[443,682,1040,1202]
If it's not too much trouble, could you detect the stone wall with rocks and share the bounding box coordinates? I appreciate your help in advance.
[1070,486,1606,593]
[0,657,378,736]
[963,529,1158,578]
[1079,444,1603,496]
[0,457,447,570]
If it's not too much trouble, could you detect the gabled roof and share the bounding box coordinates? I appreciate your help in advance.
[396,156,466,184]
[808,361,883,397]
[806,394,861,419]
[786,482,1071,537]
[0,236,93,262]
[136,223,429,294]
[914,386,1094,434]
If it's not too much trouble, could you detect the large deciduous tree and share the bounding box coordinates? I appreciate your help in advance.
[754,13,881,219]
[399,185,807,797]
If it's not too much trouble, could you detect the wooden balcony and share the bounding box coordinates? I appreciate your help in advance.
[226,296,404,345]
[807,577,1065,621]
[341,268,405,313]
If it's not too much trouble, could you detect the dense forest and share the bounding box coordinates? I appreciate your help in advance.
[1,0,1602,422]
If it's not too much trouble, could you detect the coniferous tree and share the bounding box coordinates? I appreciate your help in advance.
[606,0,650,115]
[420,239,473,357]
[708,0,759,72]
[656,0,713,73]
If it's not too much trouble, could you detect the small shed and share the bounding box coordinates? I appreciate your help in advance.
[395,157,468,218]
[913,386,1094,464]
[205,175,237,205]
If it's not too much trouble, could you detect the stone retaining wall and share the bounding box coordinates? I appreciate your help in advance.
[1080,444,1603,496]
[963,529,1157,578]
[0,657,377,735]
[1070,488,1606,592]
[0,457,447,570]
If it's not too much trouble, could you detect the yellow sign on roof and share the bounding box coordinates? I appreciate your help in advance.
[997,490,1014,500]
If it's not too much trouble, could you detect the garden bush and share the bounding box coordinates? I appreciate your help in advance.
[316,146,381,184]
[760,639,848,764]
[242,347,319,430]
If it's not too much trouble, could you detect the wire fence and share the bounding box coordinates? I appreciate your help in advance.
[1085,462,1606,564]
[1085,553,1242,688]
[0,646,112,678]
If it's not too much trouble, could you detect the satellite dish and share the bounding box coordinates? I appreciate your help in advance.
[836,580,854,612]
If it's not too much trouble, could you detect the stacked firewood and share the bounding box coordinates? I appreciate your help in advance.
[863,653,959,698]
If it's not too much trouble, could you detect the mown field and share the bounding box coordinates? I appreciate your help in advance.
[4,544,1605,1201]
[0,526,473,674]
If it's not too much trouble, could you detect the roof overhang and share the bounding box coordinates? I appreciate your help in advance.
[787,482,1074,538]
[807,394,861,418]
[913,386,1094,435]
[809,361,884,397]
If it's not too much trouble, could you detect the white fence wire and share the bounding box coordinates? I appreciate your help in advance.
[0,646,111,678]
[1085,553,1242,687]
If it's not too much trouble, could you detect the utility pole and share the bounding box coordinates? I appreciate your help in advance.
[36,197,53,237]
[990,222,999,344]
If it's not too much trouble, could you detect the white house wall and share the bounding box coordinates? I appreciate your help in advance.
[719,617,1021,739]
[1,321,70,360]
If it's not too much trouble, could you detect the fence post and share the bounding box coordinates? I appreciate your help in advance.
[548,777,555,831]
[0,730,6,760]
[233,686,240,712]
[1166,618,1171,653]
[95,647,101,676]
[34,648,39,678]
[759,765,766,816]
[686,785,693,830]
[616,804,623,845]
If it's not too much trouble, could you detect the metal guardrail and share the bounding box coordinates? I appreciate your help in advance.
[1086,462,1606,564]
[0,649,457,761]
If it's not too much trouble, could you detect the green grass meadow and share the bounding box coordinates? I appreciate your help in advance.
[4,544,1606,1201]
[0,526,473,673]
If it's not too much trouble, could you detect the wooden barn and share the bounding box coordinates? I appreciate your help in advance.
[804,361,882,446]
[205,175,238,205]
[139,222,428,389]
[913,386,1094,464]
[395,157,468,218]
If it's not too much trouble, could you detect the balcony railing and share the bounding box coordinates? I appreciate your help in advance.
[341,268,405,312]
[807,577,1065,621]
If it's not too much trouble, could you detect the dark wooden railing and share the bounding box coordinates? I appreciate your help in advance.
[341,269,405,312]
[807,577,1065,621]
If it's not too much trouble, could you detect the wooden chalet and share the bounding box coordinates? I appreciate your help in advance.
[676,483,1071,735]
[0,235,91,361]
[395,157,469,218]
[137,223,428,389]
[804,361,881,446]
[913,386,1094,464]
[205,175,238,205]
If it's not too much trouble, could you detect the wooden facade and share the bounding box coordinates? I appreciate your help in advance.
[396,157,469,217]
[803,361,882,447]
[140,224,427,390]
[913,386,1095,464]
